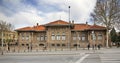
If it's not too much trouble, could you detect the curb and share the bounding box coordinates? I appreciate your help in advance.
[2,52,85,56]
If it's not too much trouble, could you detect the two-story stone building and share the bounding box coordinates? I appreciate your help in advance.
[16,20,107,50]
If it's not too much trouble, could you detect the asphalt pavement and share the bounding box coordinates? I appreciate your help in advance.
[0,47,120,63]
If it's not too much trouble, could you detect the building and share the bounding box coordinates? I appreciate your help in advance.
[0,31,17,46]
[16,20,107,49]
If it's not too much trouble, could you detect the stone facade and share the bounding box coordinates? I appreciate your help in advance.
[16,20,107,49]
[0,31,17,46]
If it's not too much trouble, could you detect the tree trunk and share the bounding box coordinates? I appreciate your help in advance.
[106,29,109,48]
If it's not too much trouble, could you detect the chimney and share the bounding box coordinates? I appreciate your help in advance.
[86,21,88,25]
[69,21,71,24]
[72,20,74,24]
[36,23,39,26]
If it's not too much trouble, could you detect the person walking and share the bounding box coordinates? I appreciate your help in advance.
[8,46,10,52]
[87,43,90,50]
[28,46,29,52]
[95,44,97,50]
[98,44,101,50]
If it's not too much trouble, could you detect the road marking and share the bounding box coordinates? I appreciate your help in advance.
[75,54,89,63]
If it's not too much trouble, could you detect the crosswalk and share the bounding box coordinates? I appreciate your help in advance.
[99,53,120,63]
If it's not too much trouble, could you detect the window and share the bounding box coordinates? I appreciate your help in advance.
[26,44,29,46]
[62,44,66,46]
[73,34,77,40]
[51,33,55,40]
[57,44,60,46]
[22,35,25,40]
[98,33,102,40]
[26,36,29,40]
[56,32,60,40]
[39,44,44,46]
[51,44,55,46]
[91,31,96,40]
[81,34,85,41]
[78,35,81,40]
[62,32,66,40]
[22,44,24,46]
[41,35,44,41]
[37,36,40,41]
[45,35,47,40]
[74,44,77,47]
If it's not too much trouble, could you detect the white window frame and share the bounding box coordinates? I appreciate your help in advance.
[56,32,60,40]
[62,32,66,40]
[51,33,55,40]
[41,35,44,41]
[98,33,102,40]
[37,36,40,41]
[81,34,85,41]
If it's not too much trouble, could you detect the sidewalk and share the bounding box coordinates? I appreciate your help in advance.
[1,48,105,56]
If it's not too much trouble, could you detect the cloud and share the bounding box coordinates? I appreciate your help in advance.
[36,0,97,23]
[0,0,97,29]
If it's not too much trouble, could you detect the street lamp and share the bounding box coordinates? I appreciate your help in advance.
[92,31,96,51]
[1,31,4,55]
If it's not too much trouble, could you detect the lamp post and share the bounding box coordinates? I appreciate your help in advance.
[1,31,4,55]
[92,31,96,52]
[68,6,71,50]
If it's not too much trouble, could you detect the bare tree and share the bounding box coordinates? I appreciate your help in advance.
[0,20,14,55]
[91,0,120,47]
[115,20,120,32]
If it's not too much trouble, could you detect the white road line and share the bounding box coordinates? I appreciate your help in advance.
[75,54,90,63]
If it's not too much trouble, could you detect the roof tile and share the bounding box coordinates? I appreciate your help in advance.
[16,20,106,31]
[46,20,69,25]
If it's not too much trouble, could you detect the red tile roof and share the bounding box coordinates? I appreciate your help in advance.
[88,25,106,30]
[16,25,45,31]
[73,24,90,30]
[33,25,45,31]
[16,27,34,31]
[16,20,106,31]
[46,20,69,25]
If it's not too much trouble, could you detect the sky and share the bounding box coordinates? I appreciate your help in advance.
[0,0,97,29]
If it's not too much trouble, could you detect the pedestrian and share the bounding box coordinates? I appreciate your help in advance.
[87,43,90,50]
[28,46,29,51]
[98,44,101,50]
[117,43,120,48]
[8,46,10,52]
[95,44,97,50]
[31,46,32,51]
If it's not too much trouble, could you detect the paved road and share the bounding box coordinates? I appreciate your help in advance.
[0,47,120,63]
[0,55,82,63]
[80,47,120,63]
[99,48,120,63]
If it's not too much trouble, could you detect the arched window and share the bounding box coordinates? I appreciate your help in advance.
[51,44,55,46]
[62,44,66,46]
[57,44,60,47]
[39,44,44,46]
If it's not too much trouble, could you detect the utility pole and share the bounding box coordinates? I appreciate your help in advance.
[68,6,71,22]
[68,6,71,50]
[1,31,3,55]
